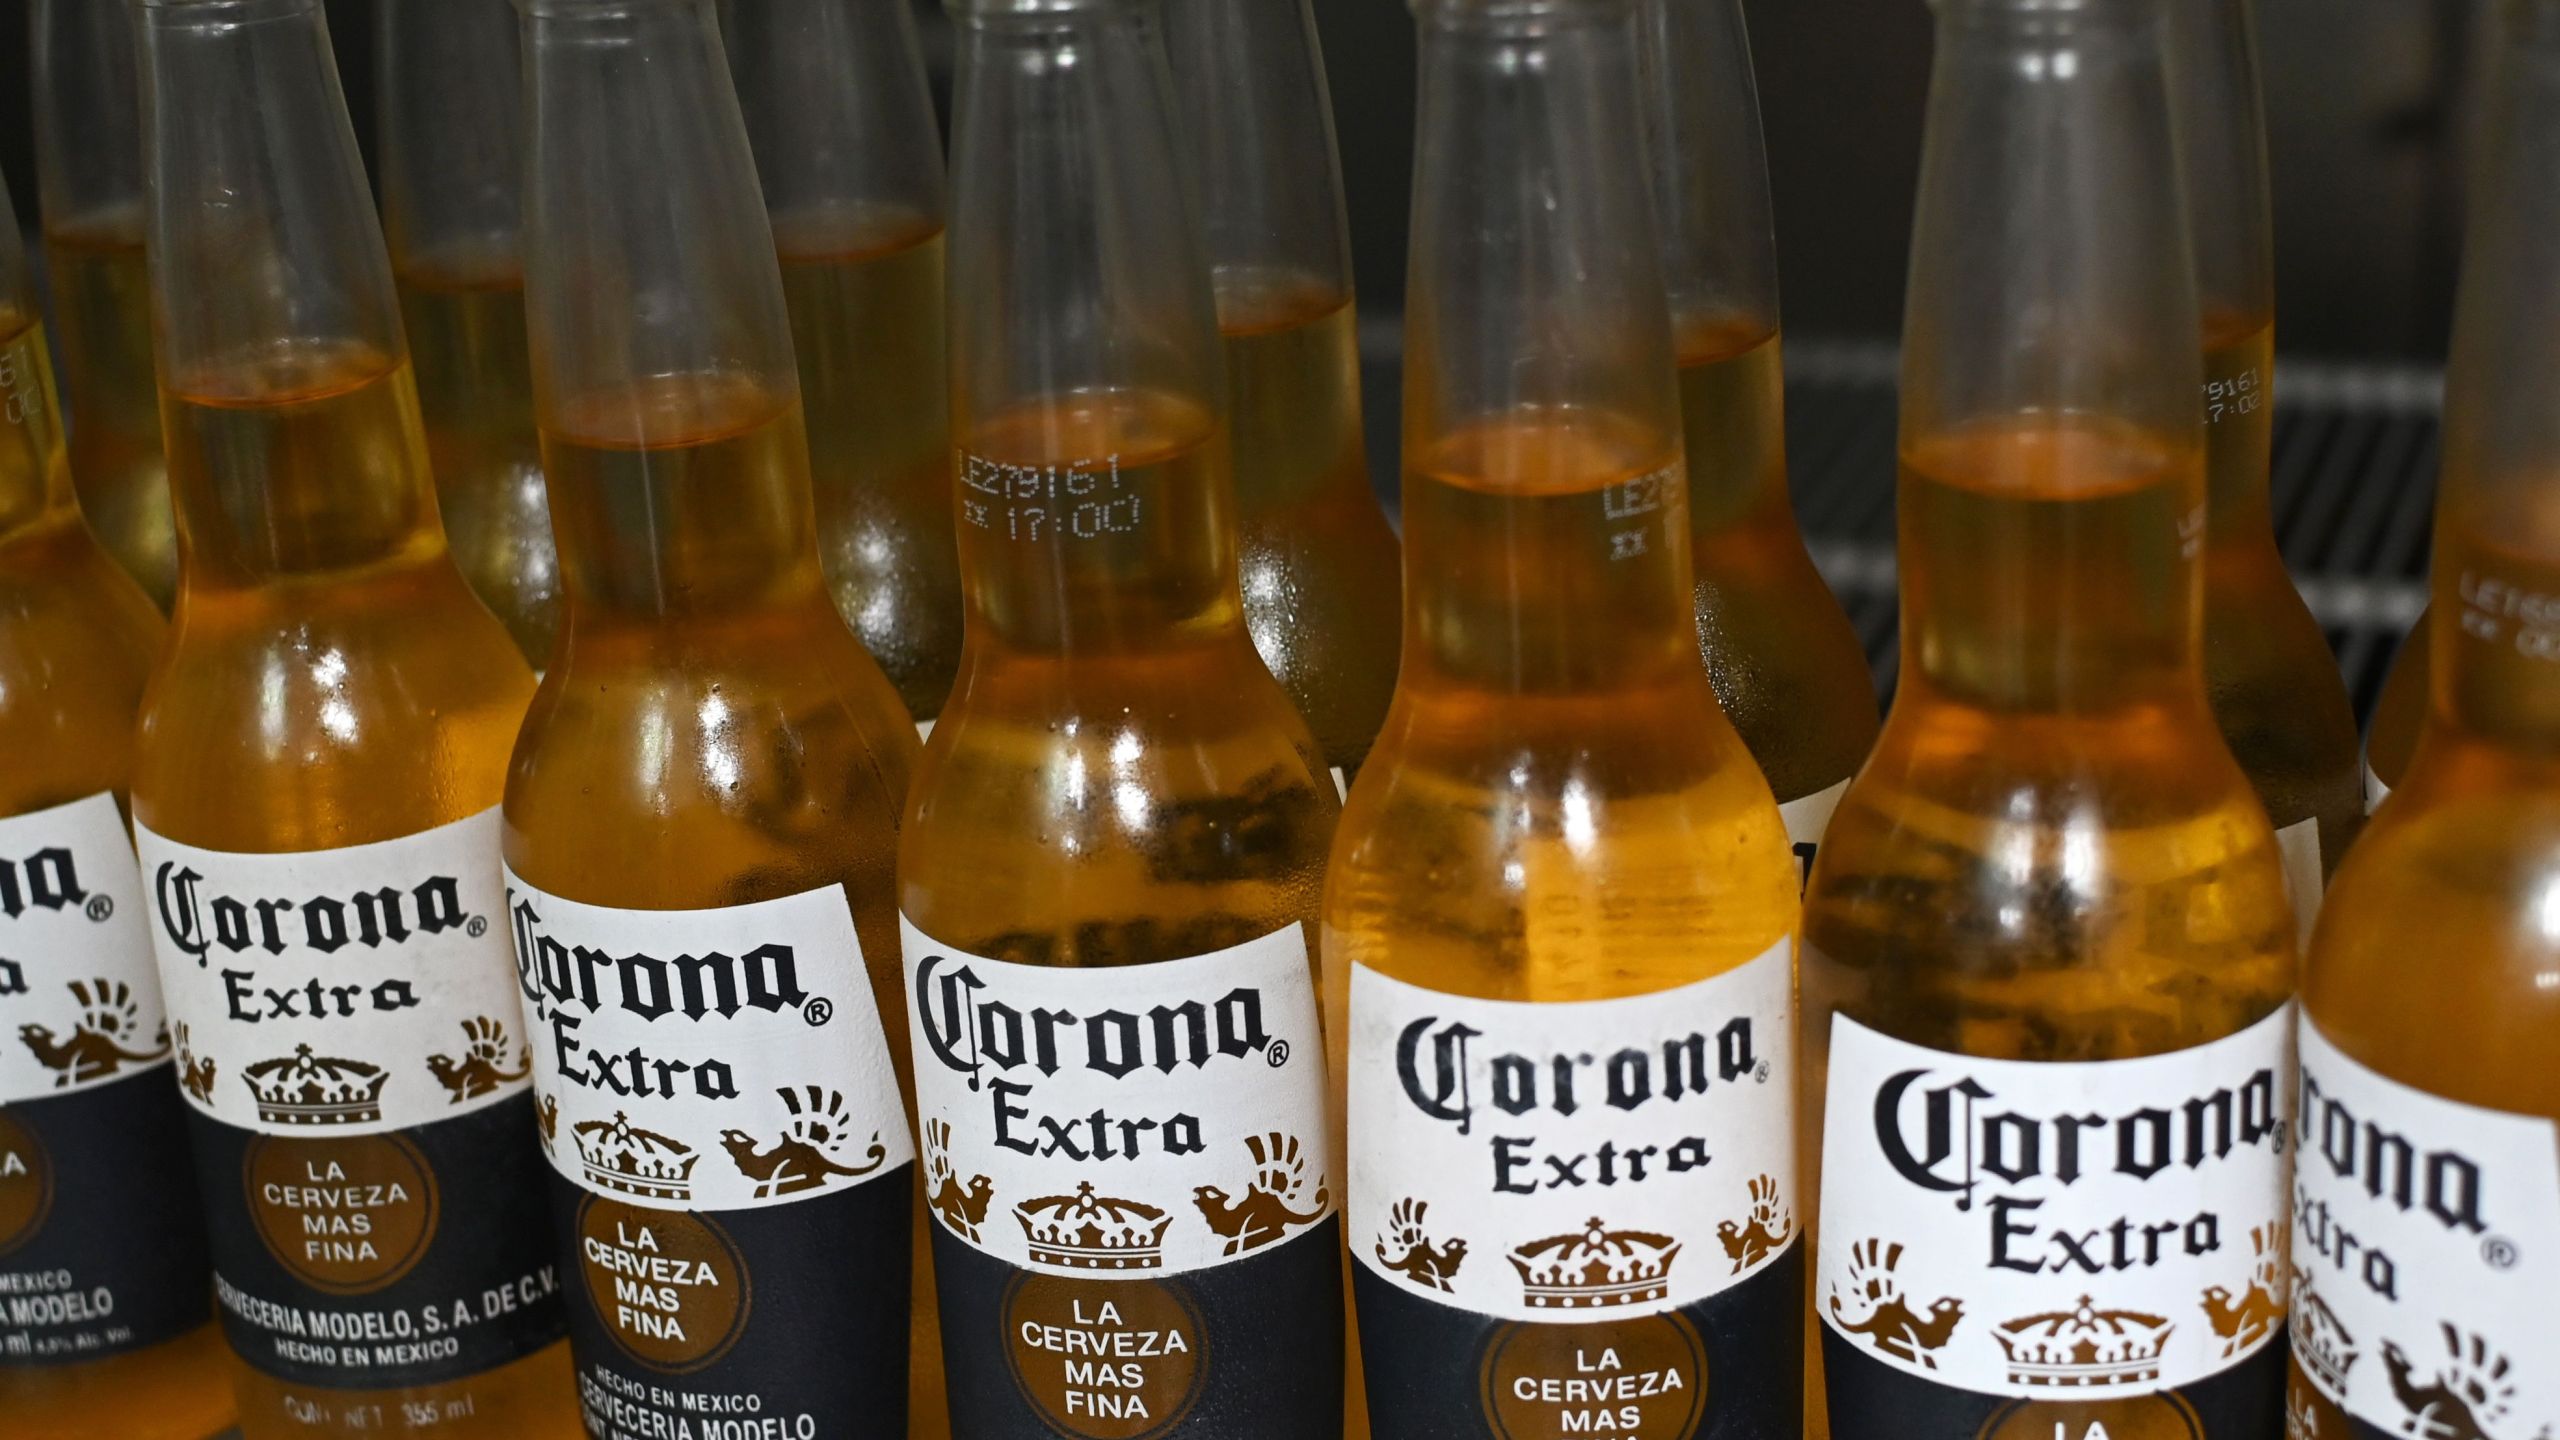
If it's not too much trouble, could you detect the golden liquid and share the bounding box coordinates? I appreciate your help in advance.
[2198,314,2362,864]
[777,213,961,725]
[0,310,234,1440]
[504,376,938,1436]
[2289,527,2560,1436]
[397,253,561,667]
[1221,274,1402,779]
[2365,607,2428,793]
[1802,417,2295,1437]
[127,343,575,1440]
[43,226,177,611]
[1680,320,1879,806]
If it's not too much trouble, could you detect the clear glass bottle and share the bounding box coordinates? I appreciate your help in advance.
[724,0,962,729]
[31,0,178,609]
[1640,0,1878,866]
[2171,0,2361,924]
[507,3,929,1435]
[1322,0,1801,1431]
[1801,2,2295,1436]
[125,2,575,1434]
[1164,0,1402,786]
[900,0,1345,1432]
[0,166,234,1440]
[2289,2,2560,1430]
[377,0,562,667]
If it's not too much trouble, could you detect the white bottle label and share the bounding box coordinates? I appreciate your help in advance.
[136,808,531,1134]
[1816,1004,2294,1396]
[2278,816,2326,947]
[2292,1017,2558,1435]
[902,918,1335,1277]
[1348,940,1796,1322]
[0,793,169,1105]
[1781,778,1851,891]
[504,874,914,1211]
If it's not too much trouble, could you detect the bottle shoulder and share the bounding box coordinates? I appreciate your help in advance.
[2307,762,2560,1120]
[132,560,533,848]
[1802,700,2296,1059]
[505,628,916,909]
[1325,684,1798,1001]
[0,524,162,814]
[901,650,1336,962]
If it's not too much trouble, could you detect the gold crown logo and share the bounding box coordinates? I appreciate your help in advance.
[241,1044,389,1127]
[571,1111,699,1201]
[1995,1296,2175,1388]
[1507,1217,1683,1310]
[1012,1182,1172,1270]
[2290,1276,2358,1397]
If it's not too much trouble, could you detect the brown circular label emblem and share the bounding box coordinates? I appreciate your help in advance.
[1479,1313,1709,1440]
[1002,1273,1207,1440]
[0,1107,53,1258]
[576,1197,751,1373]
[1978,1393,2205,1440]
[243,1133,439,1294]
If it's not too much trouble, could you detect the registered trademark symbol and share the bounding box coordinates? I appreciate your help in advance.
[2483,1235,2520,1270]
[804,998,835,1027]
[466,916,489,939]
[1753,1060,1771,1084]
[1266,1039,1292,1068]
[84,895,113,923]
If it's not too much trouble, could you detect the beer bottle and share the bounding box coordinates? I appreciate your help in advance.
[378,0,562,667]
[1801,2,2296,1436]
[1638,0,1878,870]
[724,0,962,731]
[2288,2,2560,1430]
[902,0,1345,1431]
[2171,0,2361,927]
[31,0,176,609]
[0,168,232,1440]
[506,2,930,1434]
[125,2,576,1434]
[2363,615,2425,807]
[1325,0,1802,1434]
[1163,0,1402,787]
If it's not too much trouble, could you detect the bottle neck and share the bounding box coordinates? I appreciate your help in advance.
[544,377,830,628]
[159,345,448,588]
[2199,308,2276,549]
[1898,417,2205,716]
[956,390,1243,656]
[1220,274,1367,519]
[1676,318,1791,539]
[1403,410,1702,696]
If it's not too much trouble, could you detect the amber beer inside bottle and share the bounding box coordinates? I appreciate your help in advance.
[2289,3,2560,1427]
[1801,2,2294,1435]
[2364,613,2427,802]
[1165,0,1401,784]
[33,0,178,610]
[379,0,561,668]
[127,1,574,1434]
[1643,0,1877,853]
[726,0,962,728]
[0,182,235,1440]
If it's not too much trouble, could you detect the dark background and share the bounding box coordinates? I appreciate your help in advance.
[0,0,2497,361]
